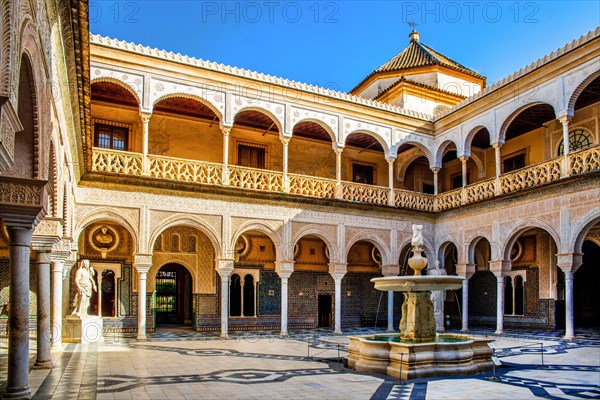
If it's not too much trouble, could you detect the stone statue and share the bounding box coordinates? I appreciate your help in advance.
[429,260,447,331]
[411,224,423,247]
[71,260,97,317]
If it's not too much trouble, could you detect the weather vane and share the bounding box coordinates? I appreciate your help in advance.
[408,19,418,30]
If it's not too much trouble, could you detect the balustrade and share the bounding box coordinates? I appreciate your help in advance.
[148,154,222,185]
[340,182,389,206]
[92,148,143,175]
[91,146,599,212]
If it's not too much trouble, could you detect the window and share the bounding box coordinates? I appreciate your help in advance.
[188,235,197,253]
[237,143,266,169]
[558,128,593,156]
[502,152,526,173]
[171,234,180,252]
[352,162,375,185]
[450,173,470,189]
[94,123,128,151]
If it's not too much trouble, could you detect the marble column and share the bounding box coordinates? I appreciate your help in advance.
[221,126,231,185]
[564,270,575,339]
[136,268,149,340]
[387,291,394,331]
[282,137,290,192]
[51,258,65,349]
[334,147,343,198]
[217,260,234,338]
[62,258,76,318]
[35,251,52,368]
[5,225,34,399]
[461,278,469,332]
[381,264,399,332]
[460,156,468,187]
[431,167,440,195]
[140,112,151,175]
[386,157,395,206]
[495,275,505,334]
[493,142,502,194]
[559,115,572,177]
[333,276,343,334]
[276,261,294,336]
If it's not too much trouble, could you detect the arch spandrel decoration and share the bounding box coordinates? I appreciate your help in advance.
[496,101,558,143]
[149,77,226,119]
[342,117,392,154]
[90,65,144,105]
[230,97,285,133]
[289,106,338,142]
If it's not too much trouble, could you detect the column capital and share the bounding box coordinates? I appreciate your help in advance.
[280,136,291,146]
[328,262,347,279]
[221,126,232,136]
[557,115,572,125]
[492,140,503,149]
[556,252,583,273]
[385,156,396,164]
[217,258,235,277]
[36,251,53,264]
[275,261,294,278]
[430,167,440,173]
[455,263,476,279]
[489,259,511,276]
[333,145,344,155]
[459,155,469,163]
[133,253,153,273]
[140,112,152,123]
[381,264,400,277]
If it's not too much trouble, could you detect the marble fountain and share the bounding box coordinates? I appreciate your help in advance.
[347,225,494,380]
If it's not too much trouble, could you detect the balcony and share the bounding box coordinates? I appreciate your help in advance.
[91,145,599,212]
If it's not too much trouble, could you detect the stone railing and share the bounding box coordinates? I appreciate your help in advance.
[569,145,600,176]
[90,145,599,212]
[340,182,389,206]
[92,148,143,175]
[499,158,562,195]
[394,189,435,212]
[465,178,496,203]
[228,165,284,192]
[436,188,462,211]
[288,174,336,198]
[149,154,222,185]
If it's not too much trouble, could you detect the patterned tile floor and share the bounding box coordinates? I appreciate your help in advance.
[0,327,599,399]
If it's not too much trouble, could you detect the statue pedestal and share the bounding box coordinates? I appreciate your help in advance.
[63,316,103,343]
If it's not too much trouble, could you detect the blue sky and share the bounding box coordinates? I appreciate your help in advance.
[90,1,600,92]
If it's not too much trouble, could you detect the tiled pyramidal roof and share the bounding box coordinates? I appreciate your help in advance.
[374,40,485,80]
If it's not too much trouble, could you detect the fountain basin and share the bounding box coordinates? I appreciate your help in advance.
[347,333,494,380]
[371,275,464,292]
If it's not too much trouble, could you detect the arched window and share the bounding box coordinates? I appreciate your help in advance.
[229,274,241,317]
[504,276,513,315]
[188,235,197,253]
[171,234,180,252]
[558,129,593,156]
[514,276,525,315]
[243,275,255,316]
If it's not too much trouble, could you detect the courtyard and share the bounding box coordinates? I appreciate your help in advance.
[1,327,598,399]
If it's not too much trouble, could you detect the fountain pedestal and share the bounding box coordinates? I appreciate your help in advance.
[400,292,435,342]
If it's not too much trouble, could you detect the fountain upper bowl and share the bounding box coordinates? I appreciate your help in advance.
[371,275,464,292]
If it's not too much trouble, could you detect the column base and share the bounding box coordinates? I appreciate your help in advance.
[33,360,53,369]
[220,333,229,339]
[2,386,32,399]
[333,330,342,335]
[136,335,147,341]
[563,334,574,340]
[386,328,395,333]
[461,327,469,332]
[495,329,503,335]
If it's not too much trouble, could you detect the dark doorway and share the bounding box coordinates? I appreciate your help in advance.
[101,270,116,317]
[243,275,255,316]
[155,264,192,325]
[230,274,241,317]
[574,241,600,327]
[318,294,332,327]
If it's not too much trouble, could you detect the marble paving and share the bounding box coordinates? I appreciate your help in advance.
[0,327,599,399]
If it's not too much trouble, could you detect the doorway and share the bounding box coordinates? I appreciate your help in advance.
[155,263,193,325]
[318,294,332,327]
